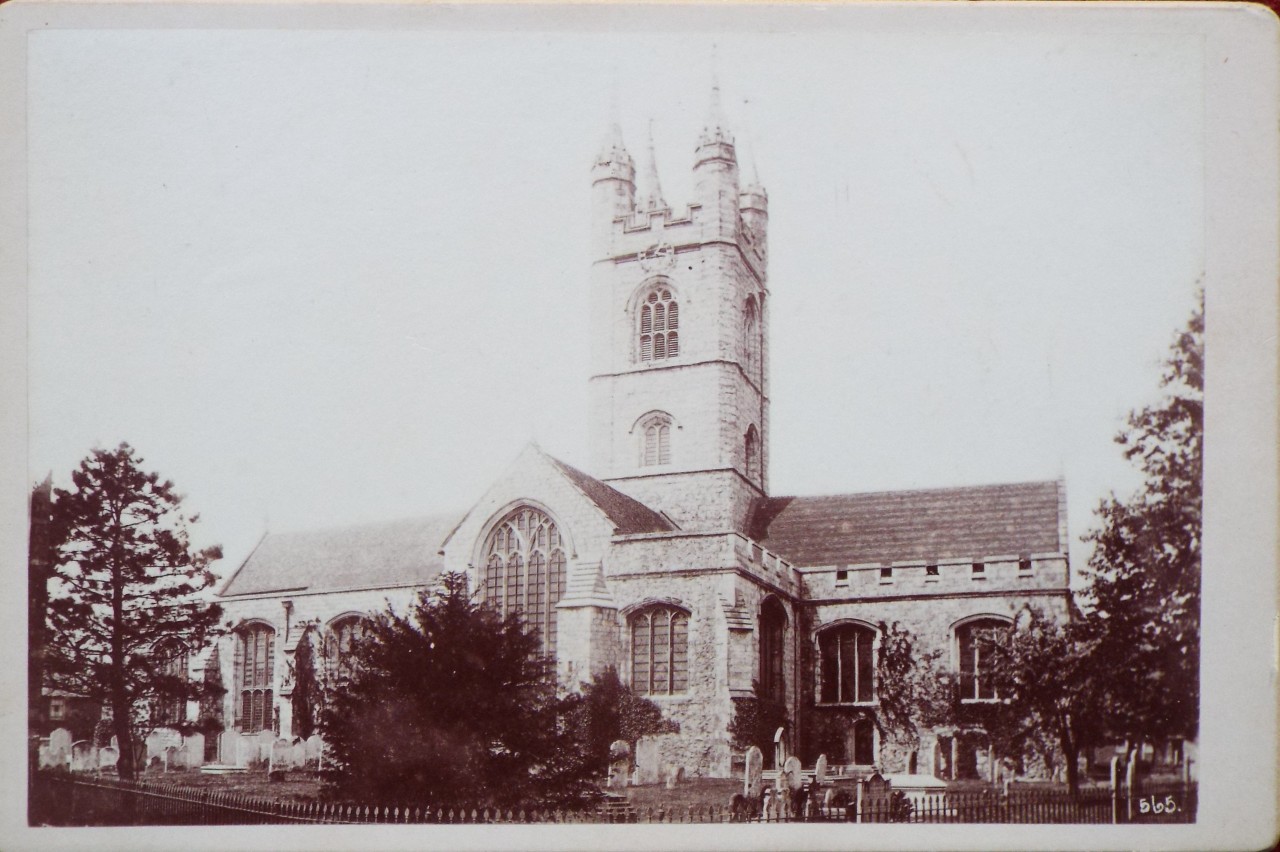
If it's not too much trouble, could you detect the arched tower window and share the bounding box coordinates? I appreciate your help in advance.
[743,295,761,380]
[955,617,1010,701]
[817,623,876,704]
[759,597,787,704]
[639,287,679,362]
[638,412,673,467]
[481,506,567,657]
[745,425,760,483]
[629,604,690,696]
[236,623,275,733]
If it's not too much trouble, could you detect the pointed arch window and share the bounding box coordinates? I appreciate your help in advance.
[818,623,875,704]
[639,413,673,467]
[481,506,567,656]
[629,604,689,696]
[745,424,760,483]
[325,615,369,685]
[956,617,1010,701]
[236,623,275,733]
[639,287,679,362]
[759,598,787,704]
[743,295,761,380]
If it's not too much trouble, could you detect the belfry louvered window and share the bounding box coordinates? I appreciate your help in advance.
[640,414,672,467]
[630,605,690,696]
[481,506,567,656]
[639,288,679,362]
[237,623,275,733]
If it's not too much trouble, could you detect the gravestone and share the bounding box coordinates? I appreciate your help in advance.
[814,754,828,785]
[773,726,786,768]
[184,733,204,766]
[218,730,240,766]
[145,731,168,764]
[634,736,662,785]
[289,738,307,770]
[743,746,764,799]
[607,740,630,789]
[98,746,119,771]
[861,771,892,822]
[663,764,684,789]
[783,755,803,791]
[49,728,72,759]
[164,745,179,771]
[70,741,95,773]
[271,738,292,770]
[305,734,324,768]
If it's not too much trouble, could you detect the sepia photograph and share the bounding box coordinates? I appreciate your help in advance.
[3,3,1276,849]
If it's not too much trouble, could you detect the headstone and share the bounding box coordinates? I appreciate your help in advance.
[184,733,204,766]
[814,754,828,785]
[305,734,324,768]
[634,736,662,785]
[70,741,95,773]
[783,755,804,791]
[145,731,168,764]
[606,740,630,789]
[99,746,119,771]
[164,746,179,770]
[218,730,240,766]
[271,738,293,770]
[49,728,72,758]
[289,739,306,770]
[743,746,764,799]
[773,726,786,768]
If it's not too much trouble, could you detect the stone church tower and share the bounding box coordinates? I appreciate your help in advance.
[588,81,770,534]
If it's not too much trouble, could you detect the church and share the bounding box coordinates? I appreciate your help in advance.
[200,83,1071,781]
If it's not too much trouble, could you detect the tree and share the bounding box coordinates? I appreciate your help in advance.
[322,571,578,807]
[46,443,223,780]
[290,627,319,740]
[728,681,788,762]
[984,608,1100,796]
[873,621,953,752]
[1082,292,1203,748]
[562,667,677,774]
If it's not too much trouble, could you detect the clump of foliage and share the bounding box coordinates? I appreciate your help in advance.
[290,628,319,739]
[1082,292,1203,748]
[874,621,953,751]
[46,443,223,779]
[728,681,788,760]
[560,667,678,776]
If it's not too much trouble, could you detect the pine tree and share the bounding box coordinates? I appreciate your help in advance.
[46,443,222,779]
[1082,292,1203,746]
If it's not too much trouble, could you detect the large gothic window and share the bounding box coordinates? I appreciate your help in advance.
[629,604,690,696]
[481,506,567,656]
[639,412,673,467]
[759,597,787,704]
[639,287,679,362]
[818,623,875,704]
[956,617,1010,701]
[237,623,275,733]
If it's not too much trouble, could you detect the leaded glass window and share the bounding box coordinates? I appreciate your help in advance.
[629,605,690,696]
[818,624,875,704]
[480,507,566,656]
[640,414,673,467]
[957,618,1009,701]
[237,623,275,733]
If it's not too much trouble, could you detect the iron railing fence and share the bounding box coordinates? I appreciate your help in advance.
[29,771,1196,826]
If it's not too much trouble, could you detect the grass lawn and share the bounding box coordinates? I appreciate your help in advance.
[624,778,742,811]
[140,767,323,803]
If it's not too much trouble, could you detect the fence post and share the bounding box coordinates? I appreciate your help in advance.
[855,780,863,824]
[1110,755,1121,824]
[1125,755,1137,823]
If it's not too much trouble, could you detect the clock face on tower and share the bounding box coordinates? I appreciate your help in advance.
[638,241,675,273]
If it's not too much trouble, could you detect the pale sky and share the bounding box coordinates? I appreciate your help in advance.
[26,26,1204,584]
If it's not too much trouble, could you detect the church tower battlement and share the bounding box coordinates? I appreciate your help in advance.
[588,81,770,534]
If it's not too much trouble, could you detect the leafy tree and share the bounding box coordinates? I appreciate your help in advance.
[562,667,678,775]
[290,627,319,739]
[1082,292,1203,748]
[46,443,223,779]
[983,608,1100,795]
[322,571,578,808]
[874,621,953,751]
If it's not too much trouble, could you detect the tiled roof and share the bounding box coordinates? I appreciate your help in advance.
[546,456,675,534]
[219,513,459,598]
[750,480,1063,568]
